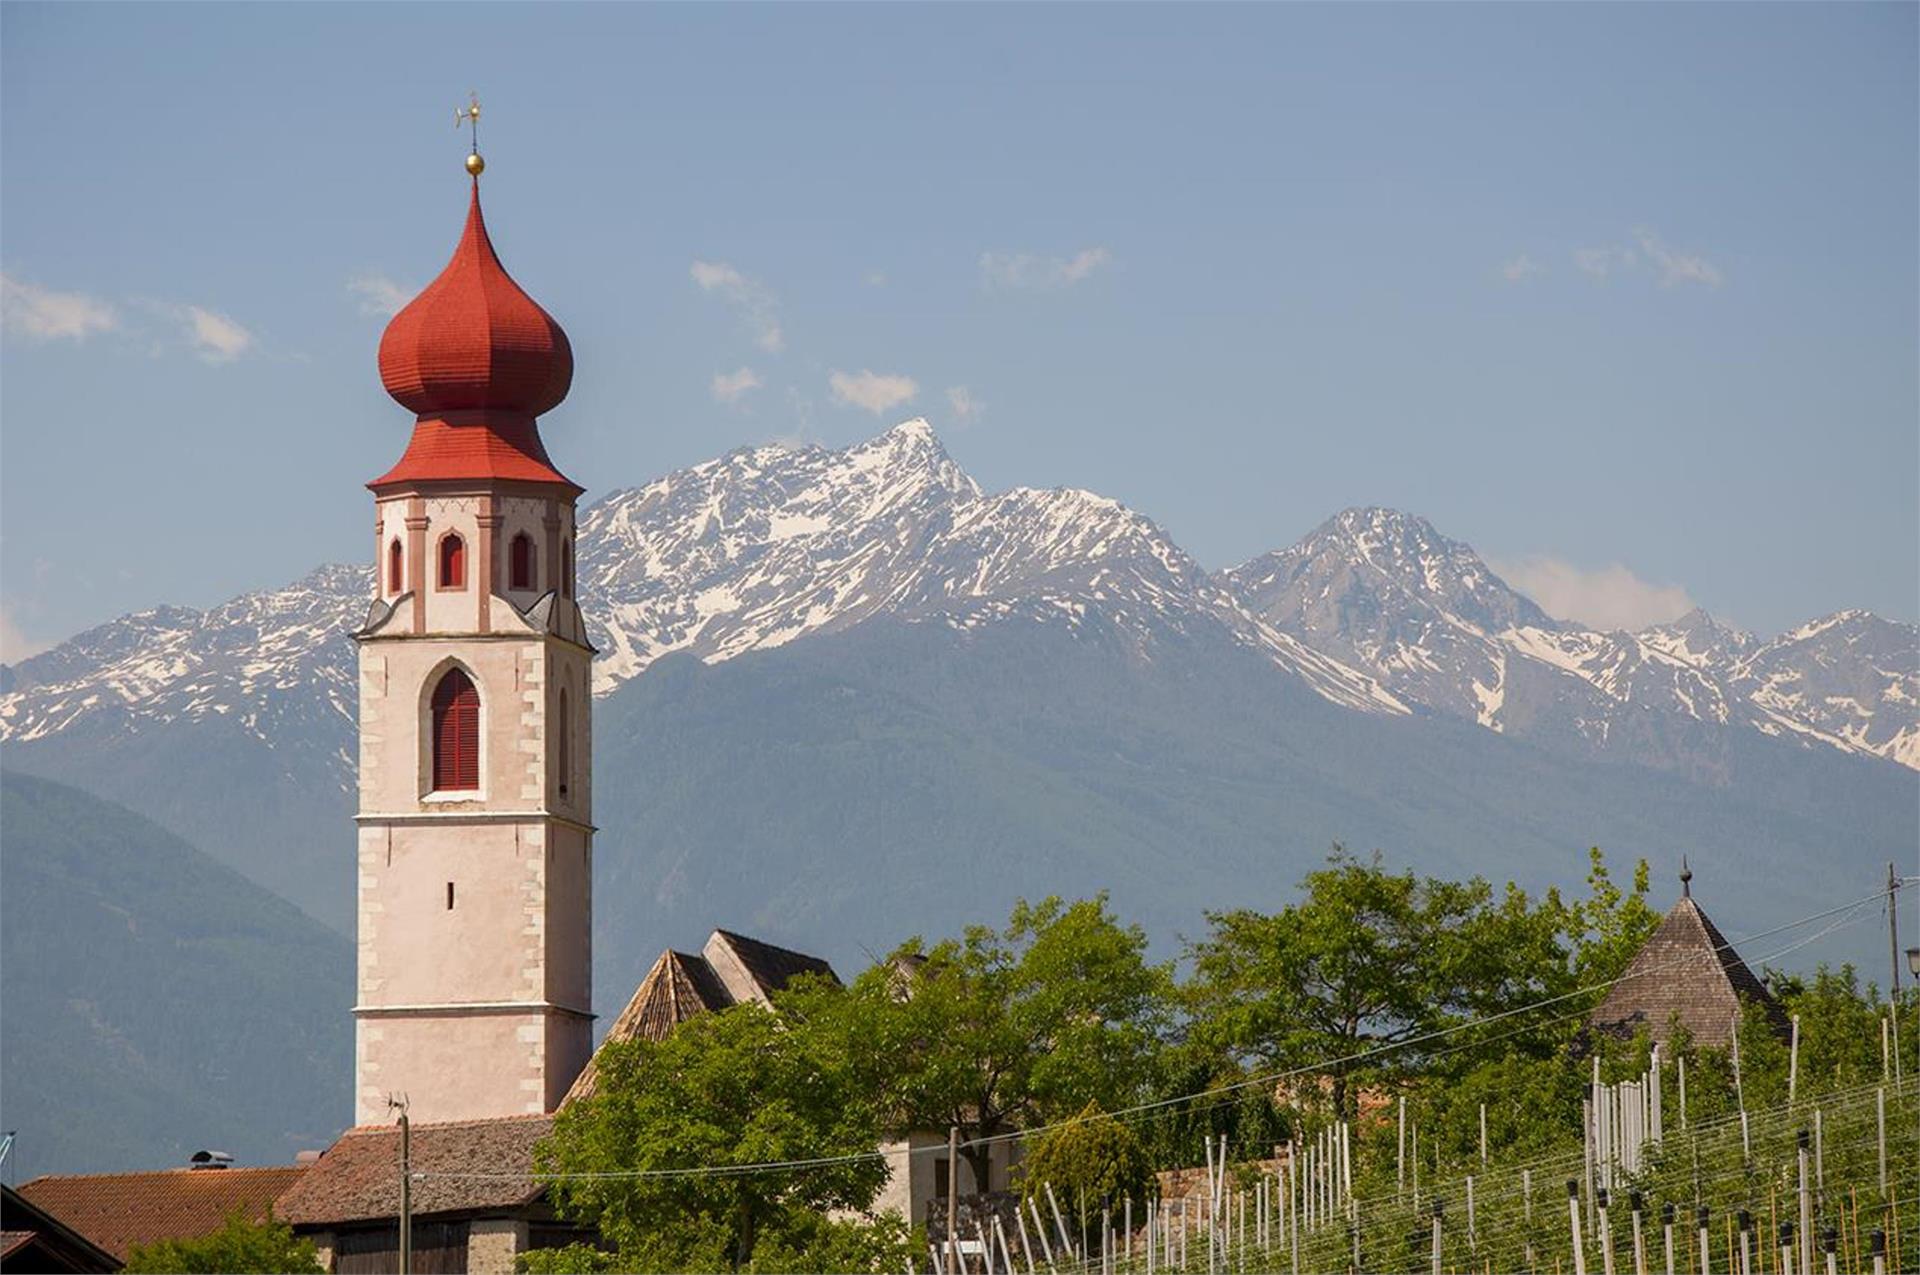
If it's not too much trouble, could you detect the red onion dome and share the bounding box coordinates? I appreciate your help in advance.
[378,183,573,419]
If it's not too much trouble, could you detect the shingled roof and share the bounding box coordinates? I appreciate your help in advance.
[15,1166,307,1263]
[563,930,838,1106]
[275,1115,549,1228]
[1590,870,1788,1048]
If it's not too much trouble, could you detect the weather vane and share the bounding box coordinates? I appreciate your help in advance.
[456,92,484,177]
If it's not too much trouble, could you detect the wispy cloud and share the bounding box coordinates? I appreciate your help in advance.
[1499,254,1545,283]
[1,273,118,341]
[946,385,983,425]
[0,602,53,664]
[865,271,889,288]
[175,305,254,364]
[1573,245,1637,281]
[690,259,785,353]
[1490,555,1695,632]
[1633,228,1723,288]
[979,247,1113,290]
[1570,230,1722,288]
[710,366,764,405]
[829,369,918,416]
[349,272,414,318]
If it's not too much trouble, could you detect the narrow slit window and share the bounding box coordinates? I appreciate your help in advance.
[438,533,466,590]
[561,540,574,598]
[446,881,455,910]
[388,538,404,594]
[557,688,571,798]
[509,533,535,591]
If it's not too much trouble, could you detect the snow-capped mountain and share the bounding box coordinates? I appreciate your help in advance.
[1223,507,1918,772]
[580,419,1401,712]
[2,429,1913,788]
[0,423,1401,787]
[0,563,365,780]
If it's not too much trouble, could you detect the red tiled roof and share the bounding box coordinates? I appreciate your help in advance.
[275,1115,550,1227]
[367,411,579,492]
[378,182,572,420]
[0,1231,34,1259]
[16,1166,307,1262]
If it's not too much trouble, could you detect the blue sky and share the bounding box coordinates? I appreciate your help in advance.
[2,3,1914,658]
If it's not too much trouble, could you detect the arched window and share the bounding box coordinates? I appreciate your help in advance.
[438,533,465,590]
[388,538,404,594]
[430,668,480,792]
[557,687,571,799]
[509,533,535,591]
[562,541,573,598]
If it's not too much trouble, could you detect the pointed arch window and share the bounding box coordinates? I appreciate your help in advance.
[557,686,571,799]
[509,532,535,591]
[438,533,466,590]
[430,668,480,792]
[388,538,404,594]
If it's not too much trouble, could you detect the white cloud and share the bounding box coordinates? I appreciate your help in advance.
[1499,254,1545,283]
[1569,230,1722,288]
[710,366,764,405]
[829,369,918,416]
[1573,245,1636,280]
[690,259,784,353]
[946,385,983,425]
[0,273,117,341]
[1490,555,1696,632]
[1633,228,1724,288]
[979,246,1113,290]
[177,305,253,363]
[0,603,52,664]
[349,272,414,318]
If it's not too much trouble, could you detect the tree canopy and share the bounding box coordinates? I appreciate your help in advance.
[121,1211,321,1275]
[534,1003,906,1273]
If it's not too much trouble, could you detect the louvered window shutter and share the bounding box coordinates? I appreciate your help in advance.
[431,670,481,791]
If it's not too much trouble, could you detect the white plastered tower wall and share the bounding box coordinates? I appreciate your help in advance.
[354,482,594,1126]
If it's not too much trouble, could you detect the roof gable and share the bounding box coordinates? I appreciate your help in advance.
[1591,895,1787,1047]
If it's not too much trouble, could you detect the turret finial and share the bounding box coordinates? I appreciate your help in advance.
[1679,856,1692,897]
[456,92,484,178]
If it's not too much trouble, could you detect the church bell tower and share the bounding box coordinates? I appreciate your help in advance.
[352,146,593,1125]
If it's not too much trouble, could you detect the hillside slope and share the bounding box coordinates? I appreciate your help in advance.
[0,771,351,1178]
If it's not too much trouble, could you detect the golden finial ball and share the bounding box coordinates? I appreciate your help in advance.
[465,152,486,177]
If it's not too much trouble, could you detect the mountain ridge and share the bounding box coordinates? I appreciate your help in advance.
[0,421,1912,938]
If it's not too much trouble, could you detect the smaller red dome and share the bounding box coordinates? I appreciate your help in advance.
[378,183,573,419]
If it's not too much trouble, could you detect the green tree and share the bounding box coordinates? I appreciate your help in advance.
[788,894,1173,1191]
[1568,848,1659,986]
[1018,1100,1153,1243]
[535,1003,905,1273]
[1184,849,1571,1120]
[122,1210,322,1274]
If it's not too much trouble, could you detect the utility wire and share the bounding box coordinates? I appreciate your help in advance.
[416,884,1900,1184]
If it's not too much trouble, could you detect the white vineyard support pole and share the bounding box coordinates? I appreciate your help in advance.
[1569,1180,1589,1275]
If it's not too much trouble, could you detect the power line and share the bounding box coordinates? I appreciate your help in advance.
[417,883,1895,1184]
